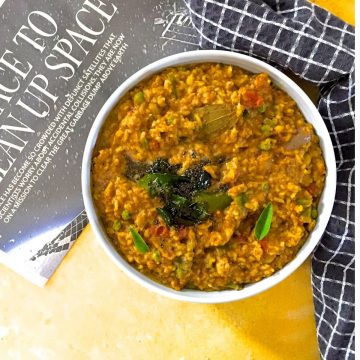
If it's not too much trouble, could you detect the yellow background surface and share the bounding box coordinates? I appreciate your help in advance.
[0,2,354,359]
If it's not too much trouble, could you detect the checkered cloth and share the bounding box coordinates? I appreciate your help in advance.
[183,0,355,358]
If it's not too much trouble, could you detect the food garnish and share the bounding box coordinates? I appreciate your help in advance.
[254,203,273,241]
[129,227,149,253]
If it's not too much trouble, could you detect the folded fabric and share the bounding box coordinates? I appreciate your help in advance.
[183,0,355,358]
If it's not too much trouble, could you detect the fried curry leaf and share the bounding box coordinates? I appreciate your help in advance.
[174,202,208,224]
[170,194,188,207]
[161,195,209,226]
[138,173,186,194]
[254,203,273,241]
[148,158,180,175]
[183,165,211,191]
[135,160,231,226]
[124,155,150,181]
[157,207,172,226]
[129,227,149,254]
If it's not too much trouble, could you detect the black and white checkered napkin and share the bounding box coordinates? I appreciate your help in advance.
[184,0,355,358]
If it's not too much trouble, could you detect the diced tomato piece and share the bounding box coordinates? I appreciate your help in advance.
[178,227,188,240]
[240,89,264,109]
[151,141,160,150]
[156,225,169,237]
[148,225,157,236]
[149,225,169,238]
[260,240,268,252]
[235,234,248,244]
[307,183,318,196]
[254,73,271,90]
[156,225,164,236]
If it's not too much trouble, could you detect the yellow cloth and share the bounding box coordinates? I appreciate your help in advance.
[0,2,353,359]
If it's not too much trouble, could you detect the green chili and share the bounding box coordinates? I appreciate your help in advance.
[194,191,232,213]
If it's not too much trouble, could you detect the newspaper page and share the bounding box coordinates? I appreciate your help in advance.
[0,0,198,285]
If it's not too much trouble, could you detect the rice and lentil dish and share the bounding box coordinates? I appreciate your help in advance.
[91,63,326,291]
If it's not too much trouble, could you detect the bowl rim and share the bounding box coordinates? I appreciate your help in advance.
[82,50,336,303]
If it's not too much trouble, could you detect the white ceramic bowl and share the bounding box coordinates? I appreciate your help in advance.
[82,50,336,303]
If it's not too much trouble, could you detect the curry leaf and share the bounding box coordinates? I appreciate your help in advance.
[255,203,273,240]
[129,227,149,253]
[138,173,186,191]
[157,207,172,226]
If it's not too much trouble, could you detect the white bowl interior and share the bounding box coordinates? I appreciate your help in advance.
[82,50,336,303]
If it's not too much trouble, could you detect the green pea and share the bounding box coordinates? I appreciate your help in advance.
[166,116,175,125]
[113,219,121,232]
[259,138,276,151]
[141,137,149,149]
[133,91,145,105]
[235,192,248,207]
[261,124,272,136]
[176,266,185,279]
[152,250,161,264]
[297,198,312,207]
[121,210,131,220]
[258,104,267,113]
[311,208,318,219]
[264,118,277,126]
[300,207,312,223]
